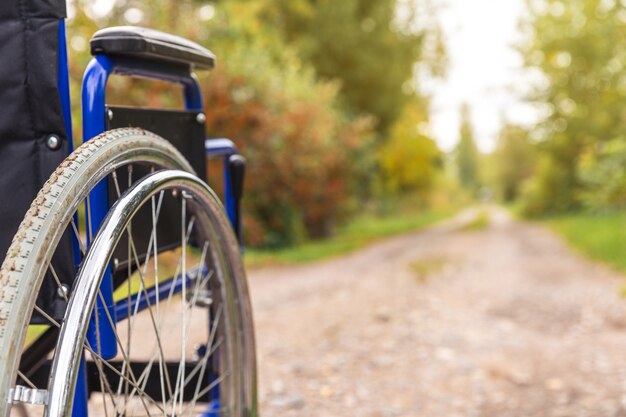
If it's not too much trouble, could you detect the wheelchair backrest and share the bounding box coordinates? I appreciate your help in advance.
[0,0,69,260]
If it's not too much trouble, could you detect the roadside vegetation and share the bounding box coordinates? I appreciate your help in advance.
[65,0,623,270]
[476,0,625,272]
[459,210,490,232]
[67,0,461,257]
[246,205,454,267]
[410,257,448,284]
[546,213,626,273]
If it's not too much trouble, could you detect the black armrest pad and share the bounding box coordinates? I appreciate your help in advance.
[90,26,215,70]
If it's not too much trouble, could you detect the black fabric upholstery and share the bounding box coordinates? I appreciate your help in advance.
[0,0,73,321]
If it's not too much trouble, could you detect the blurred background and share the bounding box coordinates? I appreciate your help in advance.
[65,0,625,267]
[65,1,625,415]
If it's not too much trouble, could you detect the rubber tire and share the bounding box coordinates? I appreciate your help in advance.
[0,128,256,416]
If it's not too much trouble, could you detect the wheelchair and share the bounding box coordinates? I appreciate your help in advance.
[0,3,256,417]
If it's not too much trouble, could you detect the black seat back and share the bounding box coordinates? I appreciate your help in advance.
[0,0,74,322]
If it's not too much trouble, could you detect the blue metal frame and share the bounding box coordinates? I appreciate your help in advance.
[113,267,200,321]
[81,54,208,365]
[57,21,90,417]
[205,138,239,228]
[82,55,204,138]
[55,20,238,416]
[57,21,73,149]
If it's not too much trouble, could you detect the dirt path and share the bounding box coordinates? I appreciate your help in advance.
[248,207,626,417]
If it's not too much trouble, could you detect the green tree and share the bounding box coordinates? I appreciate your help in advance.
[259,0,443,133]
[491,124,536,202]
[455,104,480,192]
[577,136,626,211]
[67,0,373,246]
[520,0,625,214]
[379,101,441,194]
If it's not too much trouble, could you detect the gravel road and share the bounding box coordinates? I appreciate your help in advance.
[249,207,626,417]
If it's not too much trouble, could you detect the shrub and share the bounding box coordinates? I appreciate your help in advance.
[201,67,372,247]
[577,136,626,211]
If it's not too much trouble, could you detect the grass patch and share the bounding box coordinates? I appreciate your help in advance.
[245,209,453,267]
[503,201,524,219]
[410,257,448,283]
[545,212,626,272]
[459,210,490,232]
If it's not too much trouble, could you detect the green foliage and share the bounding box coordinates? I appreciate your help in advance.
[258,0,440,133]
[490,124,536,202]
[520,0,625,215]
[520,153,574,216]
[546,212,626,272]
[64,0,448,249]
[197,2,375,246]
[378,102,441,194]
[410,257,448,283]
[578,136,626,211]
[455,104,480,193]
[459,210,490,232]
[246,207,452,266]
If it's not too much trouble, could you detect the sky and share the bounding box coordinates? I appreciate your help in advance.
[420,0,540,153]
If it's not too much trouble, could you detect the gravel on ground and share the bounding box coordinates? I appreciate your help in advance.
[249,207,626,417]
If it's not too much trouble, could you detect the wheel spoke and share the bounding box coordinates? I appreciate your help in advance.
[124,227,176,399]
[193,371,230,407]
[16,371,37,390]
[86,195,94,244]
[150,192,167,412]
[49,264,67,303]
[186,325,224,417]
[93,292,162,417]
[174,196,189,416]
[86,341,118,417]
[111,171,122,198]
[70,218,87,256]
[84,343,164,416]
[33,305,60,329]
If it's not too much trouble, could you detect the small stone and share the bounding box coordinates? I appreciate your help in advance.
[435,347,456,362]
[545,378,564,391]
[509,371,532,386]
[374,354,394,367]
[271,380,285,394]
[267,394,305,410]
[320,385,333,397]
[374,310,391,322]
[290,363,305,375]
[343,394,357,407]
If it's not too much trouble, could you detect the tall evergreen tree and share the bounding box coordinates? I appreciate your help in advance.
[455,104,480,192]
[492,124,535,202]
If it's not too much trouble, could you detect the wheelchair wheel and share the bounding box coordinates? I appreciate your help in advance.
[0,128,256,417]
